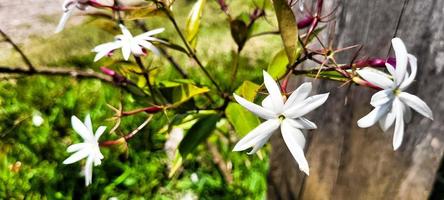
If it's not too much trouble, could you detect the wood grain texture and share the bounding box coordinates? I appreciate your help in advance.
[267,0,444,199]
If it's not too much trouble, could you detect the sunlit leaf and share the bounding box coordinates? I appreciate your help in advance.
[267,48,288,79]
[225,103,261,136]
[273,0,300,63]
[158,80,210,106]
[235,81,260,101]
[185,0,206,49]
[179,114,221,156]
[122,5,163,20]
[168,150,183,178]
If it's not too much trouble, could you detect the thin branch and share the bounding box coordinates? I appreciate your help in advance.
[0,65,112,82]
[0,29,35,72]
[206,141,233,184]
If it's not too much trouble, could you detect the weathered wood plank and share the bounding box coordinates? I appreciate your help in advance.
[268,0,444,199]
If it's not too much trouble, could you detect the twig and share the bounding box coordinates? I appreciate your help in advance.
[0,29,35,72]
[206,141,233,184]
[100,115,153,146]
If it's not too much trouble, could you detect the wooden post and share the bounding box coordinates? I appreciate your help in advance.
[268,0,444,199]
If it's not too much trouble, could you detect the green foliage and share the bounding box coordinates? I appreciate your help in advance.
[267,48,289,79]
[179,114,221,156]
[273,0,301,63]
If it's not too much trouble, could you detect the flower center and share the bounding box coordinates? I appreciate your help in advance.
[278,115,285,121]
[393,88,401,96]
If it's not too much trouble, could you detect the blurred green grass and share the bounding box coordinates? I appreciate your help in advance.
[0,0,282,199]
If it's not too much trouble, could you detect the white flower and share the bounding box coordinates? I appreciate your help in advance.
[63,114,106,186]
[55,0,90,33]
[233,71,329,175]
[92,24,166,62]
[356,37,433,150]
[32,113,44,127]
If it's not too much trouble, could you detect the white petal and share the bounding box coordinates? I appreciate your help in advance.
[386,63,396,77]
[247,134,272,155]
[67,143,88,153]
[398,92,433,120]
[370,89,394,107]
[261,95,274,111]
[262,71,284,113]
[93,42,122,62]
[95,126,107,140]
[400,54,418,90]
[71,115,94,141]
[121,43,131,61]
[283,93,329,118]
[378,108,395,132]
[392,98,405,150]
[84,155,94,186]
[286,117,317,129]
[138,40,161,56]
[130,41,144,56]
[233,94,277,119]
[135,28,165,39]
[233,119,280,152]
[119,24,133,38]
[283,82,312,110]
[84,114,93,133]
[392,38,408,85]
[281,120,309,175]
[55,8,74,33]
[143,36,168,44]
[282,119,306,147]
[63,147,90,164]
[356,68,393,89]
[357,103,391,128]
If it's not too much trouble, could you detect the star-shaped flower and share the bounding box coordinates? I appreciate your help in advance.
[63,114,106,186]
[233,71,329,175]
[92,24,166,62]
[356,37,433,150]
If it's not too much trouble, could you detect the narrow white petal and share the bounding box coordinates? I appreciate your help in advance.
[261,95,274,111]
[233,94,277,119]
[370,89,394,107]
[392,38,408,85]
[71,115,94,141]
[356,68,393,89]
[247,134,272,155]
[281,120,309,175]
[92,42,122,62]
[67,143,88,153]
[262,71,284,113]
[55,9,74,33]
[283,82,312,110]
[143,36,168,44]
[84,114,93,133]
[286,117,317,129]
[392,98,405,150]
[378,109,395,132]
[138,40,161,56]
[386,63,396,77]
[130,41,144,56]
[84,156,94,186]
[119,24,133,38]
[283,93,329,119]
[63,148,90,164]
[95,126,107,140]
[135,28,165,39]
[233,119,280,152]
[282,119,306,147]
[121,43,131,61]
[398,92,433,120]
[400,54,418,90]
[357,103,391,128]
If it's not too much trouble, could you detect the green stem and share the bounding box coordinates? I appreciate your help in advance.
[134,56,159,104]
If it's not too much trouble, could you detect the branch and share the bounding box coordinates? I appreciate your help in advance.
[0,29,35,72]
[0,65,112,82]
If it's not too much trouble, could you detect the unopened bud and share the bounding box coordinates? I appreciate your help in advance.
[144,106,163,113]
[297,15,315,29]
[100,66,115,76]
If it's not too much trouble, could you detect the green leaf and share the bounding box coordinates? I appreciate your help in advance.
[185,0,206,49]
[159,80,210,106]
[235,81,260,101]
[273,0,300,63]
[267,48,289,79]
[179,114,221,156]
[122,5,163,20]
[225,103,261,136]
[305,70,349,82]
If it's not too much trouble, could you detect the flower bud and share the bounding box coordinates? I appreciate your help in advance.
[297,15,315,29]
[100,66,115,76]
[144,106,163,113]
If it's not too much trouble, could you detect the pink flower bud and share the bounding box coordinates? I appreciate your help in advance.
[100,66,115,76]
[297,15,315,29]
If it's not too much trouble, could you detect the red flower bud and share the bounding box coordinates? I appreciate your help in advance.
[297,15,315,29]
